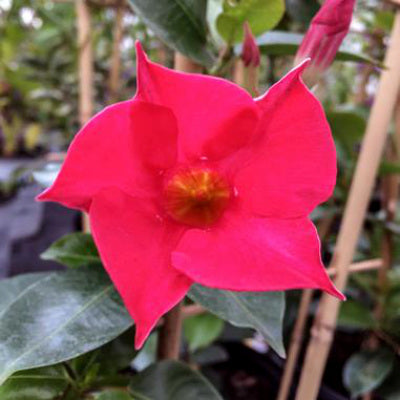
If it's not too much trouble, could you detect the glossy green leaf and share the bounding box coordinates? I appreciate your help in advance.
[249,31,380,65]
[0,268,133,384]
[41,233,101,268]
[127,0,213,66]
[129,360,223,400]
[0,366,68,400]
[0,272,48,312]
[95,327,138,374]
[183,312,224,351]
[217,0,285,44]
[188,285,285,357]
[376,361,400,400]
[337,300,376,330]
[95,390,133,400]
[343,348,395,398]
[327,111,366,154]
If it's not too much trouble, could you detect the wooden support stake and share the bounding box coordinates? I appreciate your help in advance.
[277,258,382,400]
[157,52,202,361]
[295,11,400,400]
[108,0,124,102]
[76,0,93,125]
[173,53,203,73]
[277,289,314,400]
[76,0,94,233]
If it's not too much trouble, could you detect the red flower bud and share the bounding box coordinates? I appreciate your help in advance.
[241,21,260,67]
[295,0,355,75]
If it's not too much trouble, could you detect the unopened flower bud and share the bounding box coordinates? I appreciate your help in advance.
[241,21,260,68]
[295,0,355,83]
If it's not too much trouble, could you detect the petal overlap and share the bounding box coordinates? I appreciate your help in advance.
[172,212,343,299]
[234,61,337,218]
[90,188,192,348]
[135,42,260,162]
[38,100,178,212]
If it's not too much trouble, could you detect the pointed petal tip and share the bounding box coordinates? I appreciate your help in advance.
[254,57,312,102]
[135,40,146,61]
[35,188,51,202]
[327,285,346,301]
[134,323,153,350]
[293,57,311,75]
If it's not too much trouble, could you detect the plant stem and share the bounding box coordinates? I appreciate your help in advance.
[157,302,183,360]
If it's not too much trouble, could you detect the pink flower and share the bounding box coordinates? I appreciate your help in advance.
[38,42,344,349]
[295,0,355,77]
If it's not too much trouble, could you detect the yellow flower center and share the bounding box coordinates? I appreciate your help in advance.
[164,168,231,228]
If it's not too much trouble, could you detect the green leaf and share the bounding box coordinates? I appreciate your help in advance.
[0,272,48,312]
[95,390,133,400]
[379,161,400,176]
[0,268,133,384]
[327,110,366,166]
[183,312,224,351]
[188,285,285,357]
[376,361,400,400]
[41,233,101,268]
[0,366,68,400]
[129,360,223,400]
[250,31,380,65]
[217,0,285,44]
[343,348,395,398]
[95,327,138,374]
[127,0,214,66]
[337,300,376,330]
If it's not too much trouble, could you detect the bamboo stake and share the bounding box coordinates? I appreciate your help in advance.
[277,289,313,400]
[157,52,202,361]
[76,0,94,233]
[76,0,93,125]
[362,144,398,400]
[362,92,400,400]
[327,258,382,277]
[276,258,382,400]
[158,259,383,333]
[295,12,400,400]
[173,53,203,73]
[108,0,124,102]
[233,59,245,87]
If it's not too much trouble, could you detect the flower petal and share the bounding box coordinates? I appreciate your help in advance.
[172,211,343,299]
[37,100,178,212]
[234,61,336,218]
[135,42,260,162]
[90,188,192,348]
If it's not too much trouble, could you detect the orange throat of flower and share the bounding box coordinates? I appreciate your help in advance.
[163,168,231,228]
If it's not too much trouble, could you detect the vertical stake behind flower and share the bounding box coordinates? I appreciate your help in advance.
[236,21,260,96]
[294,0,356,86]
